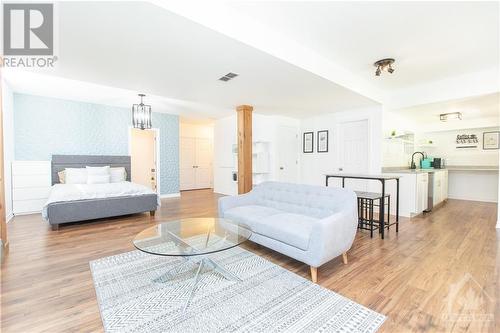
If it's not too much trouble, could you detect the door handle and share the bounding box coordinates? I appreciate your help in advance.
[339,167,343,171]
[279,167,284,170]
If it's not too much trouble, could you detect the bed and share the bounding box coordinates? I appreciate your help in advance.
[44,155,159,230]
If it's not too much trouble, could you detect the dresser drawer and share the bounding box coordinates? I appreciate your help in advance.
[12,161,51,176]
[13,199,47,214]
[13,175,51,188]
[13,187,51,200]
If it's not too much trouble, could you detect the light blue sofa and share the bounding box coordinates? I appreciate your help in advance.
[218,181,358,282]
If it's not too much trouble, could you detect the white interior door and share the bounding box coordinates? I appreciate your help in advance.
[276,126,298,183]
[180,137,197,190]
[195,138,212,189]
[130,129,157,191]
[338,120,369,191]
[180,137,213,190]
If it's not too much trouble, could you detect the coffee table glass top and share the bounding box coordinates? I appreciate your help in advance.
[133,218,252,257]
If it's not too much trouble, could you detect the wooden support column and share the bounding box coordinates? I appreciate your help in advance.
[236,105,253,194]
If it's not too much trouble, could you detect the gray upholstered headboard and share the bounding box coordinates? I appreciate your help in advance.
[51,155,131,185]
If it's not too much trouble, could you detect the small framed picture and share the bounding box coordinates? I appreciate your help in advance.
[483,131,500,150]
[317,130,329,153]
[303,132,314,153]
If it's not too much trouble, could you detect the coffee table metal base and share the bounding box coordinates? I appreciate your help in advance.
[155,256,242,314]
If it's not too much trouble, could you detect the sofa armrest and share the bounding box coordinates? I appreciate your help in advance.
[307,203,358,267]
[218,192,256,217]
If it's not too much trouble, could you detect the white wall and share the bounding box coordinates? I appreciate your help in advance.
[418,127,499,203]
[416,127,499,167]
[2,81,14,222]
[180,122,214,139]
[382,110,417,168]
[447,170,498,203]
[299,106,383,187]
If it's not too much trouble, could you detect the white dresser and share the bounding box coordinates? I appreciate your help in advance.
[12,161,51,215]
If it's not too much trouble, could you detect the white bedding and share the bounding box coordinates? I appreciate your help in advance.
[42,181,160,220]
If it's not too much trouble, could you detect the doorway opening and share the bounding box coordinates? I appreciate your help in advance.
[129,128,160,193]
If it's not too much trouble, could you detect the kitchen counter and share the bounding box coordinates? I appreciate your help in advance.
[382,166,499,173]
[382,167,445,174]
[445,165,498,171]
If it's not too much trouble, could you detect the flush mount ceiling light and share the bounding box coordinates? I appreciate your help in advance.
[374,58,395,76]
[132,94,152,130]
[440,112,462,122]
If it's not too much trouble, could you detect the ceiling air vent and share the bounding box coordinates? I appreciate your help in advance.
[218,72,239,82]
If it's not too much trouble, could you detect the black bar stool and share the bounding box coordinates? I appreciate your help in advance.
[355,191,391,238]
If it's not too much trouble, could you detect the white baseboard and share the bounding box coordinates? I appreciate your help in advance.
[497,220,500,229]
[13,211,42,216]
[6,213,14,223]
[160,193,181,199]
[447,195,498,203]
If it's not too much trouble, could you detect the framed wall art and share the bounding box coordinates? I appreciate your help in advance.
[483,131,500,150]
[317,130,329,153]
[303,132,314,153]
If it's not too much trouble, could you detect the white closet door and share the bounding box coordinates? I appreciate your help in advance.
[338,120,369,191]
[195,138,212,189]
[180,137,213,190]
[277,126,298,183]
[180,137,197,190]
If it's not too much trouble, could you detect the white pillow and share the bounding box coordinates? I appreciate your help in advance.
[86,166,110,175]
[65,168,88,184]
[87,174,111,184]
[110,167,127,182]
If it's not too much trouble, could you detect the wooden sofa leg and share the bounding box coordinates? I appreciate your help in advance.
[310,266,318,283]
[51,224,59,231]
[342,252,348,265]
[149,210,156,217]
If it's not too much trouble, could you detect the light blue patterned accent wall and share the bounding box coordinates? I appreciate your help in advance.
[14,93,179,195]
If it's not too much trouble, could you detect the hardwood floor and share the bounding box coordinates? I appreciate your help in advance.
[1,189,498,332]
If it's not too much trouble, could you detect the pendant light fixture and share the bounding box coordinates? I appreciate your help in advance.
[132,94,152,130]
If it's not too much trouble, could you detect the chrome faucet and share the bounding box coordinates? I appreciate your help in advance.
[410,151,425,169]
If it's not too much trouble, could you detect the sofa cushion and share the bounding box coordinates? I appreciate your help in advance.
[223,205,282,230]
[252,213,317,251]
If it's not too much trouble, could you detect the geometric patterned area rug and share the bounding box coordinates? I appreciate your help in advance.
[90,245,386,333]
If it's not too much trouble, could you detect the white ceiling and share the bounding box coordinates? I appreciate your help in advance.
[12,1,377,119]
[5,1,499,121]
[395,92,500,132]
[227,1,499,91]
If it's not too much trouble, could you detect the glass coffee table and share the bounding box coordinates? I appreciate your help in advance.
[133,217,252,313]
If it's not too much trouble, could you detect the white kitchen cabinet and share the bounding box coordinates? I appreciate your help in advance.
[441,170,448,202]
[416,172,429,213]
[382,171,429,217]
[432,170,448,206]
[432,171,443,206]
